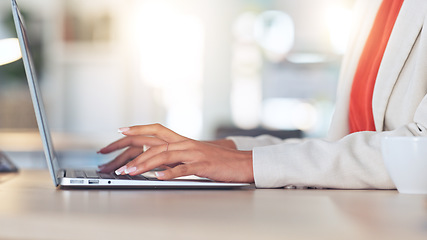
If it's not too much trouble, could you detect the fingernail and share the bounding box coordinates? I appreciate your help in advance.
[143,145,150,152]
[118,127,130,133]
[98,164,106,170]
[115,166,126,175]
[124,166,137,174]
[155,171,165,178]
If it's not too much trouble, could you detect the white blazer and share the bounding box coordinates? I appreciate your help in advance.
[229,0,427,188]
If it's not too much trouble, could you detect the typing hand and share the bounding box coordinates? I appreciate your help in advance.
[97,124,254,183]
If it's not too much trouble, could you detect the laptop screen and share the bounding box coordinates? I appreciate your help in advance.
[11,0,61,186]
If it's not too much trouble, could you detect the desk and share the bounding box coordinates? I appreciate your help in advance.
[0,170,426,240]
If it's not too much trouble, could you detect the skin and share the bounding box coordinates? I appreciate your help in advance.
[97,123,255,183]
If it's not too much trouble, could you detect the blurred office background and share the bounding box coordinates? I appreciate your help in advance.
[0,0,355,145]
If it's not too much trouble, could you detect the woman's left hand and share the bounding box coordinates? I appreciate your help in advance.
[97,124,254,183]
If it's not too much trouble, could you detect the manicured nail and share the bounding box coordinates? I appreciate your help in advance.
[143,145,150,152]
[155,171,165,178]
[124,166,137,174]
[115,166,126,175]
[118,127,130,133]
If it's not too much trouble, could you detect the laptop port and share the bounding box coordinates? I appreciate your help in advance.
[70,180,84,184]
[88,180,99,184]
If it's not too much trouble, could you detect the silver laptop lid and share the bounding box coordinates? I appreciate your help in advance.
[11,0,61,186]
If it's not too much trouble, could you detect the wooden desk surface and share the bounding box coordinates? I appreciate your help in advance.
[0,170,426,240]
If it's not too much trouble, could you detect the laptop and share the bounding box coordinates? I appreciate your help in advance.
[10,0,250,189]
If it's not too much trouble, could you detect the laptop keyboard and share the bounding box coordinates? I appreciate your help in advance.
[69,170,151,181]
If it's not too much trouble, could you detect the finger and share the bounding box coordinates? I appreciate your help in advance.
[119,124,188,143]
[115,140,197,175]
[130,143,170,164]
[125,140,194,170]
[98,136,166,154]
[124,149,199,176]
[99,136,165,153]
[98,147,143,173]
[155,162,205,180]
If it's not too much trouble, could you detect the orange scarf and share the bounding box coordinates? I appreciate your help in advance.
[348,0,404,133]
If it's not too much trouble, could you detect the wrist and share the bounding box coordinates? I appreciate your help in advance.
[205,139,237,149]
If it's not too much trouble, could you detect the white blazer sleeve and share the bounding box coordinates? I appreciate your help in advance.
[253,121,426,189]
